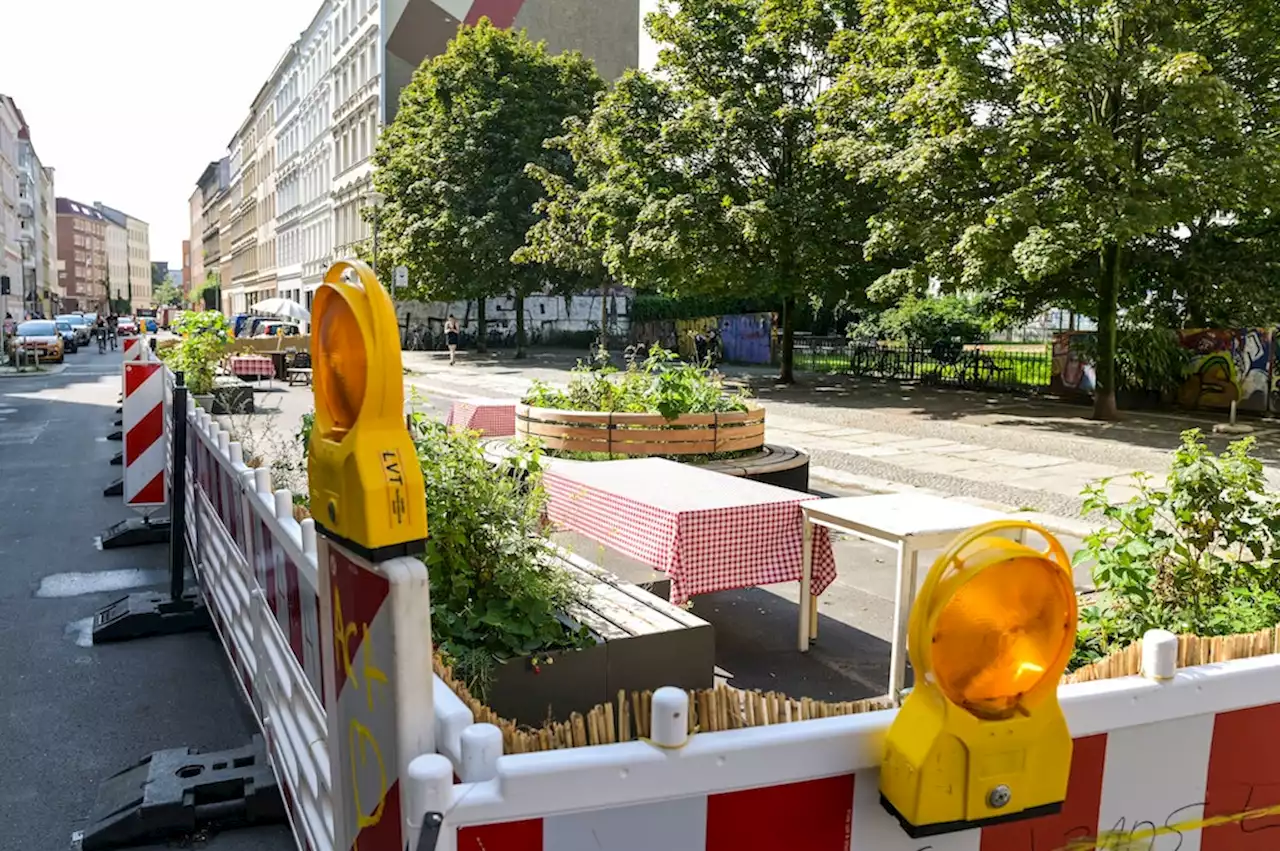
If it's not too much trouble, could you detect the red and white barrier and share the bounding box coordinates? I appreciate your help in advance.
[145,359,1280,851]
[122,335,146,362]
[122,361,167,508]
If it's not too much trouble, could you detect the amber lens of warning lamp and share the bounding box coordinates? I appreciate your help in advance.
[929,554,1074,720]
[315,290,367,437]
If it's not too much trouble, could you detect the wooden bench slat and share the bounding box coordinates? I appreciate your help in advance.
[558,549,709,631]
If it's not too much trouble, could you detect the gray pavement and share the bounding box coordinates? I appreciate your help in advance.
[0,347,291,850]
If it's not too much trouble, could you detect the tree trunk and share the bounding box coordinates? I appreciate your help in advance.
[779,295,796,384]
[1092,244,1122,421]
[476,298,488,354]
[514,293,527,359]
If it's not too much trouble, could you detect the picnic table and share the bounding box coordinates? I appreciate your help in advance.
[542,458,837,618]
[446,397,516,437]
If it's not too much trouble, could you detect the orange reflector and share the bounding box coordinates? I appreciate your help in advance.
[315,290,367,437]
[930,555,1074,720]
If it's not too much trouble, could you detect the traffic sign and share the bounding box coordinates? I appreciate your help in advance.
[307,259,427,561]
[880,519,1077,837]
[393,265,408,290]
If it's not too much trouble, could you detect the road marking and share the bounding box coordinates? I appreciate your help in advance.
[36,568,172,598]
[0,422,47,444]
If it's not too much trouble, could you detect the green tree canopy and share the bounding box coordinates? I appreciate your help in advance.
[827,0,1280,418]
[528,0,882,381]
[153,275,183,308]
[371,18,604,356]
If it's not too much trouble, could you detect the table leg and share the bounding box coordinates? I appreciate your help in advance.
[798,517,814,653]
[888,544,918,705]
[809,592,818,641]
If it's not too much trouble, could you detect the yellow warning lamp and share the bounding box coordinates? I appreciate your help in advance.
[308,259,427,561]
[880,519,1077,838]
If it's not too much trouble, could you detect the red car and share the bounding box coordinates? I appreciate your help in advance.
[116,317,138,336]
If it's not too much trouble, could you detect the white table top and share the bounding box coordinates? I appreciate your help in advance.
[801,493,1011,542]
[457,397,517,407]
[545,456,816,513]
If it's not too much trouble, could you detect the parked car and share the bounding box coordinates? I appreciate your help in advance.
[8,320,65,364]
[55,314,91,345]
[254,321,301,338]
[116,317,138,336]
[143,318,158,333]
[55,319,79,353]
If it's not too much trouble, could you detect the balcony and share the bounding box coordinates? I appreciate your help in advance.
[18,198,33,217]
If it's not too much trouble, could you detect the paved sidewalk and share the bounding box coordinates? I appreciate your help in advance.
[399,348,1280,534]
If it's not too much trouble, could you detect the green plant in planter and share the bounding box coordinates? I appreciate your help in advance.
[407,409,589,694]
[162,310,232,395]
[523,343,750,419]
[1071,430,1280,669]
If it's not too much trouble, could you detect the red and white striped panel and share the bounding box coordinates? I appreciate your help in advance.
[255,514,325,697]
[454,702,1280,851]
[326,544,406,851]
[122,335,146,362]
[123,362,167,507]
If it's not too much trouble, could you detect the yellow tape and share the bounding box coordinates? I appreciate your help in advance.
[1057,801,1280,850]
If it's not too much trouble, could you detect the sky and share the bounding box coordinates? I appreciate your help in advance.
[1,0,320,269]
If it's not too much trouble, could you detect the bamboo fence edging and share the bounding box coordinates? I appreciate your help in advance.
[515,404,767,457]
[435,627,1280,755]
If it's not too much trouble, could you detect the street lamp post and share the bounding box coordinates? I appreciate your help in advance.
[364,188,386,293]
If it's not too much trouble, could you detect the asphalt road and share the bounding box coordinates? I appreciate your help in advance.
[0,347,292,850]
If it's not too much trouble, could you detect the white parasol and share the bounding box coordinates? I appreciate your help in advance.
[251,296,310,322]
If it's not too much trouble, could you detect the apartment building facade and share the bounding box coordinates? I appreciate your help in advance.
[194,0,638,315]
[102,213,129,306]
[0,95,21,319]
[55,198,109,312]
[2,94,60,319]
[192,157,229,306]
[95,203,152,308]
[181,240,192,298]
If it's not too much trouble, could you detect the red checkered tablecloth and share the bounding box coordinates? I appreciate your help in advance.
[228,355,275,378]
[446,398,517,437]
[543,457,837,604]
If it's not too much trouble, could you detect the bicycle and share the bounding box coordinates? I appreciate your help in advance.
[96,328,107,354]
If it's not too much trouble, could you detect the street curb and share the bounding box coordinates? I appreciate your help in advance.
[0,364,68,378]
[808,464,1097,540]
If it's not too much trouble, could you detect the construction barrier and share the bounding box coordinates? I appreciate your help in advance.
[91,269,1280,851]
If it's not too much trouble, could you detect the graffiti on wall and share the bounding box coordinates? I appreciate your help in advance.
[1177,329,1270,412]
[1050,332,1096,396]
[675,317,721,360]
[719,313,776,365]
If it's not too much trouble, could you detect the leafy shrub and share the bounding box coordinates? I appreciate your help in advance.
[522,343,749,420]
[850,293,990,345]
[1075,322,1189,396]
[161,310,231,394]
[1072,430,1280,669]
[407,409,590,693]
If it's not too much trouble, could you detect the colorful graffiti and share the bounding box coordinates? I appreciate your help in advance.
[1050,332,1096,396]
[1177,328,1270,412]
[674,317,721,360]
[719,313,775,365]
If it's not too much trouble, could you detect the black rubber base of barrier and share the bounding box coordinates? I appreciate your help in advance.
[110,452,122,466]
[99,517,170,549]
[113,418,123,427]
[103,479,123,497]
[107,430,122,442]
[80,735,285,851]
[114,406,122,414]
[92,592,211,644]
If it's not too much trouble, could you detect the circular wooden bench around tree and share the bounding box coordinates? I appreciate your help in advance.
[515,404,766,456]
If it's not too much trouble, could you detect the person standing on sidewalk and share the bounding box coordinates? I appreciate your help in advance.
[445,315,460,366]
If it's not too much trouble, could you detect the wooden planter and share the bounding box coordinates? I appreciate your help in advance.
[516,404,765,456]
[483,550,714,725]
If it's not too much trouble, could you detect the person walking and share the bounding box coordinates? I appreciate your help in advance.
[445,315,460,366]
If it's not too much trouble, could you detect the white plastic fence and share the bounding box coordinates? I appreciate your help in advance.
[149,362,1280,851]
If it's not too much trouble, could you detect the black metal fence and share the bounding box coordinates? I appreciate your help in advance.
[794,337,1053,392]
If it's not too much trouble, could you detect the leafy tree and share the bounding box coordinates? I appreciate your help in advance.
[827,0,1280,419]
[372,19,604,357]
[153,275,183,308]
[530,0,881,383]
